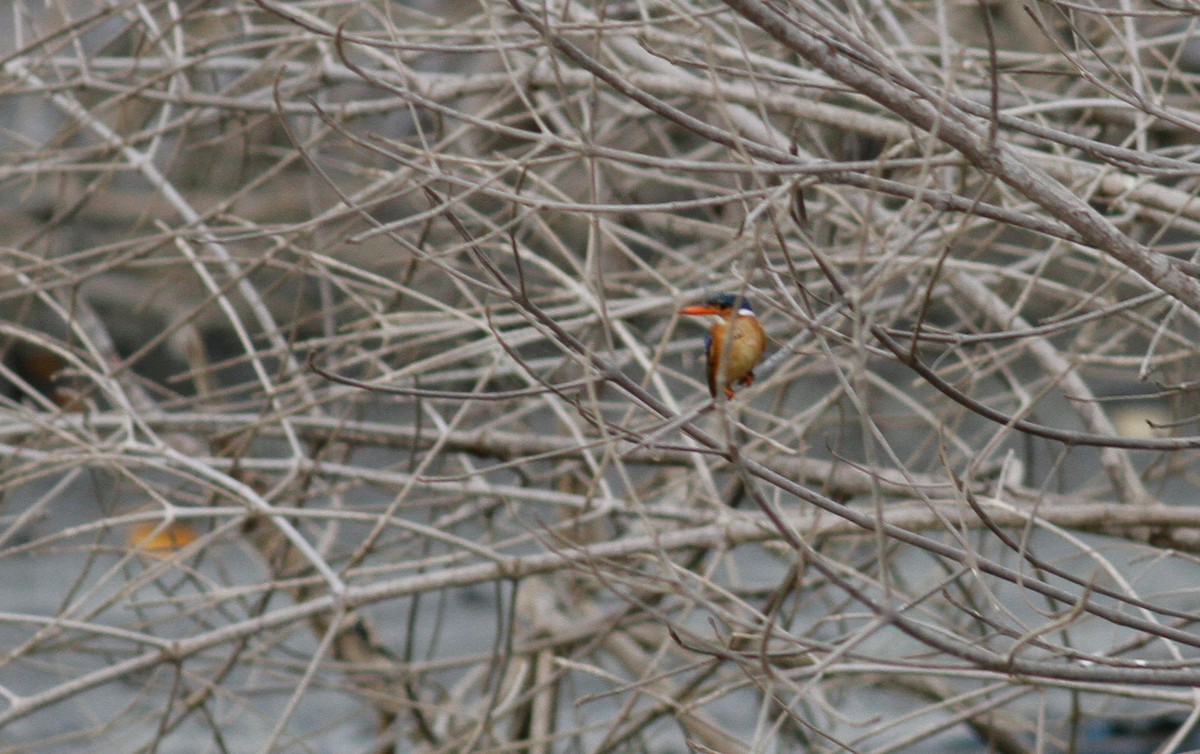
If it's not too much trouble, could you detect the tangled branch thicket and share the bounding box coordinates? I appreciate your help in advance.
[6,0,1200,751]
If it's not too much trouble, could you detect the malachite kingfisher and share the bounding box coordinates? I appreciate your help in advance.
[678,292,766,399]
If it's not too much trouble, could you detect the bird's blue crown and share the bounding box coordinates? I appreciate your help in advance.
[706,292,753,312]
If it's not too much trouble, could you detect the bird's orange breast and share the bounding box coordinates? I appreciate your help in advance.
[707,315,766,397]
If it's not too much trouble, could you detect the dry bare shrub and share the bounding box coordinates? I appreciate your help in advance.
[3,0,1200,752]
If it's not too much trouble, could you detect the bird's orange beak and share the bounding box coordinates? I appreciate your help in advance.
[679,305,720,316]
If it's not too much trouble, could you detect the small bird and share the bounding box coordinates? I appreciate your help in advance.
[678,292,766,399]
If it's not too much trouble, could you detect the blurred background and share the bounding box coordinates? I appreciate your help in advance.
[4,1,1200,752]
